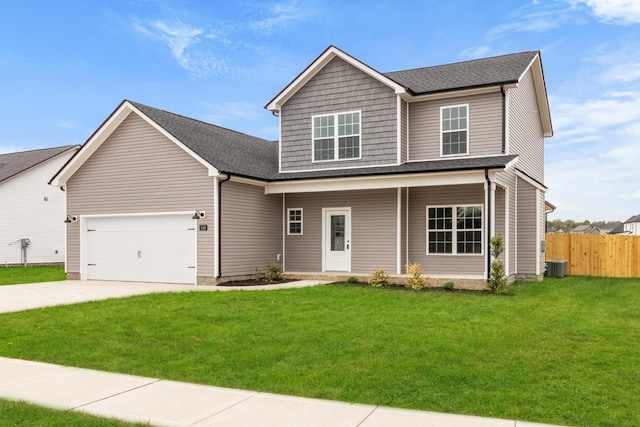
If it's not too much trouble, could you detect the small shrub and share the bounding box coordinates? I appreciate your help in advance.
[405,262,426,290]
[346,276,359,285]
[487,236,508,294]
[264,262,284,282]
[368,267,389,287]
[443,281,455,291]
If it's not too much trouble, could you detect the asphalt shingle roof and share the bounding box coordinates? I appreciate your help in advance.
[624,214,640,224]
[384,51,539,95]
[130,101,279,180]
[0,145,79,183]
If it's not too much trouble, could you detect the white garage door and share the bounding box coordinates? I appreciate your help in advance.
[84,214,196,284]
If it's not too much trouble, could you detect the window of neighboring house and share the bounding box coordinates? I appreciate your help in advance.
[288,208,303,235]
[427,205,482,254]
[313,111,361,161]
[441,105,468,156]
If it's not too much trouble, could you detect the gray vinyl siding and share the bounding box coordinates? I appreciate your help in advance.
[494,186,506,264]
[408,184,486,276]
[401,188,408,272]
[221,181,282,276]
[280,57,398,171]
[408,92,503,161]
[400,100,408,163]
[66,113,215,276]
[285,189,397,273]
[539,190,546,274]
[516,177,537,274]
[508,69,545,183]
[494,170,517,276]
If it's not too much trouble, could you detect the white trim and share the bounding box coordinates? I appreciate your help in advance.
[312,110,362,163]
[278,161,399,174]
[440,104,470,158]
[266,46,407,111]
[406,187,409,273]
[282,194,286,270]
[426,204,485,256]
[278,112,282,173]
[514,176,518,274]
[266,169,496,194]
[396,188,401,274]
[51,101,219,187]
[287,208,303,235]
[396,97,402,165]
[504,186,510,276]
[406,101,410,162]
[406,85,516,103]
[213,176,219,278]
[535,188,541,275]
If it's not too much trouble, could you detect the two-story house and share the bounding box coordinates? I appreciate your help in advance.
[50,46,552,287]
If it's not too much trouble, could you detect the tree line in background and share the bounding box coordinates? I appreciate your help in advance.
[547,219,622,231]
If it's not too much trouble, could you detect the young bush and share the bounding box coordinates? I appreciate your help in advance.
[368,267,389,287]
[443,281,455,291]
[405,262,426,290]
[487,236,508,294]
[264,262,284,282]
[346,276,359,285]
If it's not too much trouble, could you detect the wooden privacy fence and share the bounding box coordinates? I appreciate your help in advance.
[545,233,640,278]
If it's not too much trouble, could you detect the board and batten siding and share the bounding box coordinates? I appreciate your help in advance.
[408,184,486,276]
[408,92,503,161]
[285,189,397,273]
[280,57,398,171]
[220,180,282,276]
[516,177,538,275]
[0,150,76,264]
[508,69,545,183]
[66,113,215,277]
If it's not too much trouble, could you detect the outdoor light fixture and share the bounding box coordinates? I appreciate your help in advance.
[192,210,206,220]
[64,215,78,223]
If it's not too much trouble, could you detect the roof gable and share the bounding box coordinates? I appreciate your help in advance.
[0,145,79,184]
[265,45,407,111]
[50,101,279,186]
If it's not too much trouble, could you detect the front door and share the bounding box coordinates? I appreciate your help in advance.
[324,208,351,271]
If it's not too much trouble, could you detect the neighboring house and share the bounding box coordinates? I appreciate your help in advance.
[606,223,628,235]
[50,46,553,286]
[623,214,640,235]
[571,224,601,234]
[1,145,80,265]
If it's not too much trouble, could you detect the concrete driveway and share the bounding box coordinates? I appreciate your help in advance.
[0,279,328,314]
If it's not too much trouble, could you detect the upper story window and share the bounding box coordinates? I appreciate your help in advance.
[441,105,468,156]
[313,111,361,162]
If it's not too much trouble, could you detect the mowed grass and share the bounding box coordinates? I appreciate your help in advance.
[0,277,638,427]
[0,399,142,426]
[0,265,65,285]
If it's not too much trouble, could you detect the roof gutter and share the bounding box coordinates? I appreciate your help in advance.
[216,173,231,278]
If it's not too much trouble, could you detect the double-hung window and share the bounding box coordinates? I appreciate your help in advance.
[313,111,361,161]
[288,208,303,235]
[427,205,482,254]
[441,105,468,156]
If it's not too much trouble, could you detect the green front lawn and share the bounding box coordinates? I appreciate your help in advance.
[0,399,142,426]
[0,265,65,285]
[0,277,638,427]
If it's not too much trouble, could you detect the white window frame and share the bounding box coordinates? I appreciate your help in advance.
[440,104,469,157]
[312,110,362,162]
[426,204,483,255]
[287,208,303,235]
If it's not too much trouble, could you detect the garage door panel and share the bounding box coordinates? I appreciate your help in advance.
[84,215,196,284]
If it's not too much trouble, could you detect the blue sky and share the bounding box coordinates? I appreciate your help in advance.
[1,0,639,222]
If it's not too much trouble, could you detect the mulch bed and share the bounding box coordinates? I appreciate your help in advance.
[216,279,296,287]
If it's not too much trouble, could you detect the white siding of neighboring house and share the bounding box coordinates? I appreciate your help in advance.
[624,222,640,235]
[0,150,77,265]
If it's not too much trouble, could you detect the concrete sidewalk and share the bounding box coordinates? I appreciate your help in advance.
[0,357,564,427]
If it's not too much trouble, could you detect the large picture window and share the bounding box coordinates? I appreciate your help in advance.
[427,205,482,254]
[441,105,468,156]
[313,111,361,161]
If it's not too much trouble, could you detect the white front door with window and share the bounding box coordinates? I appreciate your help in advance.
[323,208,351,272]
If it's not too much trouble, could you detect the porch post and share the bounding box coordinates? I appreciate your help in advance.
[396,187,402,275]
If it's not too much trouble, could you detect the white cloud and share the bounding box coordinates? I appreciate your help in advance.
[619,190,640,200]
[488,2,584,37]
[459,46,493,59]
[567,0,640,24]
[251,0,315,33]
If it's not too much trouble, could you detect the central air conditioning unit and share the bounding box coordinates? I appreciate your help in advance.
[545,260,568,278]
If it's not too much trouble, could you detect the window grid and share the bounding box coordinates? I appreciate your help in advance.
[313,111,361,161]
[441,105,468,156]
[427,205,482,255]
[288,209,303,235]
